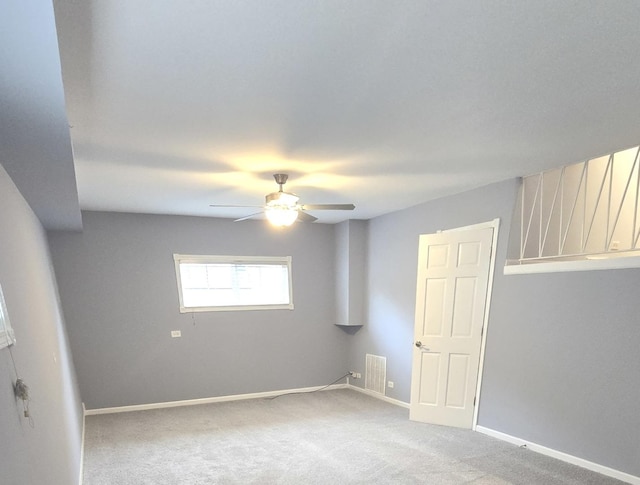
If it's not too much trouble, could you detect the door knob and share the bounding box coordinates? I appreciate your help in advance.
[415,341,430,351]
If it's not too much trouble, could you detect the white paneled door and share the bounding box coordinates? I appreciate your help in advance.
[410,225,495,429]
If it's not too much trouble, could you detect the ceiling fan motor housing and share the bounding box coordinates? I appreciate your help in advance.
[265,191,299,207]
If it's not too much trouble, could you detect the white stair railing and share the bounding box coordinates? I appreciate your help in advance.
[509,145,640,266]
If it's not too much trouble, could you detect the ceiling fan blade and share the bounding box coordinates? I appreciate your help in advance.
[234,211,264,222]
[297,211,318,223]
[301,204,355,211]
[210,204,263,208]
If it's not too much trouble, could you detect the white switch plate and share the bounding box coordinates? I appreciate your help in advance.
[171,330,181,338]
[387,381,394,388]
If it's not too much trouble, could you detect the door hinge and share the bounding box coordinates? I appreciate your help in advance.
[480,326,484,337]
[473,396,476,406]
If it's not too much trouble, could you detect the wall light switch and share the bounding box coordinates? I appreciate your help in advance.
[171,330,181,338]
[387,381,394,388]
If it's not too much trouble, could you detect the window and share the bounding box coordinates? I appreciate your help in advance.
[0,283,15,349]
[173,254,293,312]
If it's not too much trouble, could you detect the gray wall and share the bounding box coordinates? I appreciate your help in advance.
[334,220,367,327]
[0,165,83,485]
[483,266,640,477]
[48,211,348,409]
[347,179,516,398]
[347,178,640,477]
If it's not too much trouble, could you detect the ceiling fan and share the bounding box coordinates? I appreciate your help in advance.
[210,173,355,226]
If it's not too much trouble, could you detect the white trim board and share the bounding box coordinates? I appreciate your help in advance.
[347,383,410,409]
[476,426,640,485]
[85,383,348,415]
[79,402,86,485]
[83,383,410,416]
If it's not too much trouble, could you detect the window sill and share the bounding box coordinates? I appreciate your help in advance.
[180,303,294,313]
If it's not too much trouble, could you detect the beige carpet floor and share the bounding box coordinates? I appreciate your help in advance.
[82,389,625,484]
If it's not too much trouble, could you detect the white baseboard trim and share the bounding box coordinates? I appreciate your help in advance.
[476,425,640,485]
[84,383,349,415]
[79,402,86,485]
[347,383,410,409]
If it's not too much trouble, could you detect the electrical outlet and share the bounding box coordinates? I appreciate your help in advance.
[356,372,361,379]
[387,381,394,388]
[171,330,181,338]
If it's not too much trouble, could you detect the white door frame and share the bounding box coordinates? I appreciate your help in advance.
[439,218,500,430]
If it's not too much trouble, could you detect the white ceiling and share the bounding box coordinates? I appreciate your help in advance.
[52,0,640,224]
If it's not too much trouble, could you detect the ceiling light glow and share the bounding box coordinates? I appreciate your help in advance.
[265,206,298,227]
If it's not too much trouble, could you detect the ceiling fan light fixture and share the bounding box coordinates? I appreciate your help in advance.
[210,173,355,224]
[266,191,299,206]
[265,206,299,227]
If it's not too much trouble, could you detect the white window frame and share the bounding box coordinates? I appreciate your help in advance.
[173,254,294,313]
[0,283,15,349]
